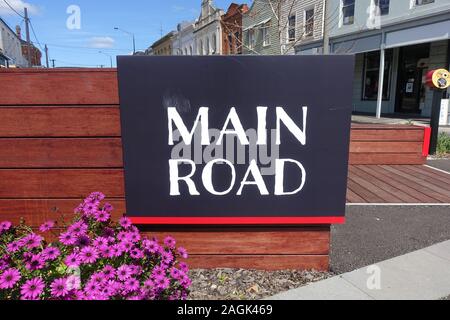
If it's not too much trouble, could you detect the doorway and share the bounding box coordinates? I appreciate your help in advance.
[395,43,430,114]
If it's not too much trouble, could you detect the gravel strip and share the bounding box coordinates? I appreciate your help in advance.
[188,269,332,300]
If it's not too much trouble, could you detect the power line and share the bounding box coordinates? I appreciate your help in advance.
[2,0,24,18]
[29,20,44,51]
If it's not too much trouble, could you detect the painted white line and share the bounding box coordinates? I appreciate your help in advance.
[424,165,450,175]
[347,203,450,206]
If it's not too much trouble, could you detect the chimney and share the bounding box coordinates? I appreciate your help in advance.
[16,25,22,39]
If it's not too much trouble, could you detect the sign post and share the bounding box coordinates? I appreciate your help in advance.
[426,68,450,155]
[117,56,354,226]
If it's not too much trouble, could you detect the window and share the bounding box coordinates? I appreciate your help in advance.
[228,34,234,53]
[416,0,435,5]
[374,0,390,15]
[184,48,188,55]
[305,8,314,37]
[342,0,355,25]
[189,45,193,55]
[206,37,210,55]
[288,15,296,42]
[262,22,270,46]
[362,50,393,100]
[199,40,203,55]
[248,29,255,49]
[212,34,217,53]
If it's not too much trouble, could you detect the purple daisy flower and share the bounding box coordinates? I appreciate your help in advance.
[119,240,133,253]
[50,278,69,298]
[75,235,91,247]
[111,244,123,257]
[117,231,128,242]
[103,203,114,213]
[102,227,115,238]
[79,246,99,264]
[59,231,77,246]
[102,265,116,279]
[130,248,144,260]
[170,268,181,280]
[162,251,174,265]
[20,233,43,249]
[21,277,45,300]
[179,262,189,273]
[25,254,46,271]
[66,275,81,290]
[164,236,176,249]
[180,274,192,289]
[119,217,132,229]
[99,245,113,259]
[124,278,140,293]
[94,210,110,222]
[178,247,188,259]
[84,281,101,298]
[152,266,167,279]
[0,259,9,272]
[143,240,159,254]
[64,252,81,268]
[39,220,55,233]
[155,276,170,290]
[67,221,88,236]
[0,221,12,234]
[117,265,132,281]
[6,241,22,253]
[142,279,155,292]
[127,232,141,243]
[0,268,21,289]
[90,272,107,285]
[93,237,108,248]
[42,246,61,261]
[89,192,105,201]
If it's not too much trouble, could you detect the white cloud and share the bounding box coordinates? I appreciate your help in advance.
[87,36,115,49]
[0,0,39,16]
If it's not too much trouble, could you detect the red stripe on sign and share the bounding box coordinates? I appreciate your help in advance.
[423,127,431,157]
[129,217,345,225]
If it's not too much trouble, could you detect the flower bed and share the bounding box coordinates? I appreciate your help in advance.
[0,192,191,300]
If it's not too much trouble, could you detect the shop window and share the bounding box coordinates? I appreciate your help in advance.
[362,50,393,100]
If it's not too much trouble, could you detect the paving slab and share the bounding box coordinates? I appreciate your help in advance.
[343,249,450,300]
[269,241,450,300]
[269,276,373,300]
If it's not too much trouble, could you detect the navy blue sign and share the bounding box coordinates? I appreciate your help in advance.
[117,56,354,225]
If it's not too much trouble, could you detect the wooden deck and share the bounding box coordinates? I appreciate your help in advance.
[347,165,450,204]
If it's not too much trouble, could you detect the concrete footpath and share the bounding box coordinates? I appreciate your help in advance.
[270,240,450,300]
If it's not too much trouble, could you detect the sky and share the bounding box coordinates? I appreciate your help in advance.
[0,0,251,67]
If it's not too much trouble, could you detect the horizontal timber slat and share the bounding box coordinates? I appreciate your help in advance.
[187,255,329,271]
[0,107,121,137]
[0,169,125,198]
[0,69,118,105]
[0,138,123,168]
[146,228,330,255]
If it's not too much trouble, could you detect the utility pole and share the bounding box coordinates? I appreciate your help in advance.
[50,59,55,68]
[44,44,49,68]
[24,8,32,68]
[322,0,329,54]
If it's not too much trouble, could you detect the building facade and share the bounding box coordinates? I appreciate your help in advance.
[151,31,175,56]
[194,0,224,55]
[221,3,249,55]
[172,21,196,55]
[317,0,450,117]
[242,0,280,55]
[280,0,325,55]
[16,26,41,67]
[0,18,28,67]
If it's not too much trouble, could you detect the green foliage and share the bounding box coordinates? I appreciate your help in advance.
[437,133,450,155]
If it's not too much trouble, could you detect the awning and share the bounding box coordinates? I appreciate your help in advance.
[385,20,450,49]
[332,34,382,54]
[243,18,271,31]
